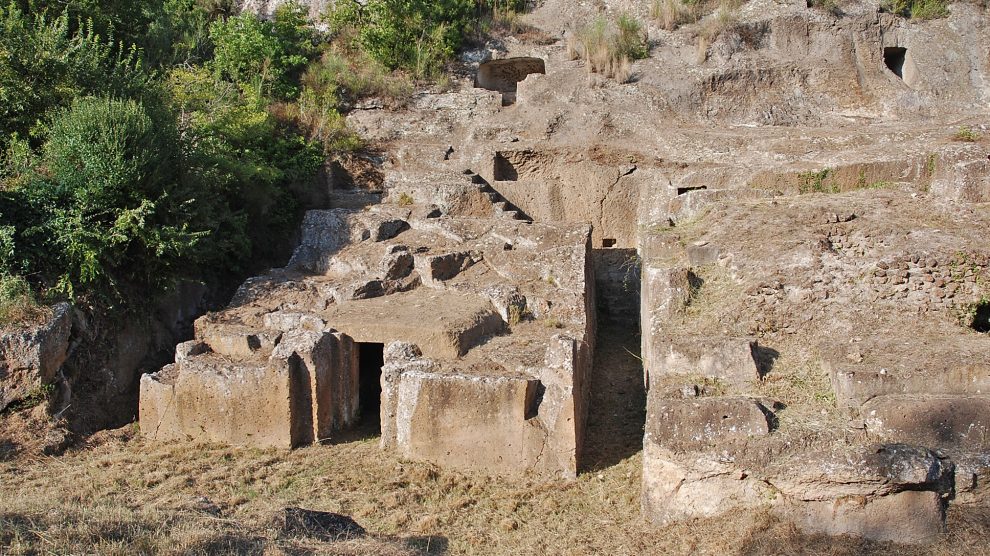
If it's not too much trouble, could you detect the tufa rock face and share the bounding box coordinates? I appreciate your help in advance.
[0,303,71,412]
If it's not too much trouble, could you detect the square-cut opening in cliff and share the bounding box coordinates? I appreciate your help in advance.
[884,47,907,79]
[358,342,384,434]
[475,57,546,106]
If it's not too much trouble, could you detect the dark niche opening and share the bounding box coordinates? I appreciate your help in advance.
[494,152,519,181]
[358,342,385,434]
[971,300,990,333]
[676,185,708,196]
[884,47,907,79]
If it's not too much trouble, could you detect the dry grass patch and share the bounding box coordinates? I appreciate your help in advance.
[2,435,985,554]
[567,14,648,83]
[0,275,47,328]
[651,0,704,30]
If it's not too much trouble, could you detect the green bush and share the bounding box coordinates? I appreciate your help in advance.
[209,2,315,98]
[568,14,648,82]
[168,67,323,274]
[615,13,648,60]
[0,3,151,154]
[141,0,217,67]
[953,125,982,142]
[302,49,413,106]
[0,0,338,311]
[325,0,474,78]
[27,97,202,297]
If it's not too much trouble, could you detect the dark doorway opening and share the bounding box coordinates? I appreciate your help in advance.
[494,152,518,181]
[884,47,907,79]
[972,301,990,333]
[358,343,384,433]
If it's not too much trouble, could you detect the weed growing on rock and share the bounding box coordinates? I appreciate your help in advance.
[0,275,43,326]
[953,125,982,142]
[797,168,839,194]
[699,0,742,42]
[2,383,53,413]
[962,297,990,332]
[507,305,523,326]
[397,192,414,206]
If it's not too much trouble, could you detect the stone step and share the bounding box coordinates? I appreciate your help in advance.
[824,355,990,408]
[861,394,990,450]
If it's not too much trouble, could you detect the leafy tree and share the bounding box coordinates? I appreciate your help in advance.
[141,0,216,68]
[169,67,323,274]
[209,2,314,98]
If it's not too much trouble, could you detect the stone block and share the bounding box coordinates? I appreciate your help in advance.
[862,394,990,450]
[273,330,360,442]
[641,442,774,525]
[382,368,546,476]
[650,336,761,389]
[325,290,505,359]
[194,318,282,359]
[415,251,480,288]
[646,397,772,451]
[770,444,954,544]
[686,241,720,266]
[174,340,209,362]
[783,491,946,544]
[641,266,691,384]
[826,360,990,408]
[141,330,360,448]
[380,245,414,280]
[139,355,307,449]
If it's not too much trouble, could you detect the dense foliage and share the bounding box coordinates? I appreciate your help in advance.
[326,0,523,78]
[0,0,323,311]
[0,0,519,319]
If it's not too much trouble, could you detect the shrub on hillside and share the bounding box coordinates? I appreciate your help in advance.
[0,4,151,154]
[20,97,201,298]
[168,66,324,277]
[209,1,315,98]
[567,14,648,82]
[325,0,478,78]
